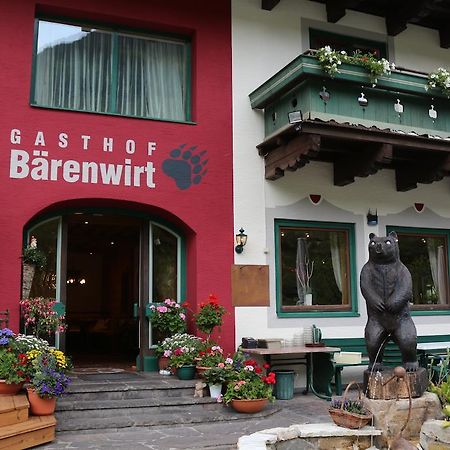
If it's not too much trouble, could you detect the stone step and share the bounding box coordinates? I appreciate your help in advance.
[56,395,216,413]
[63,384,195,402]
[0,415,56,450]
[0,394,29,427]
[64,374,197,402]
[55,401,280,432]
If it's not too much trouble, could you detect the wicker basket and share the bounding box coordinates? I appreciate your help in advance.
[329,381,372,429]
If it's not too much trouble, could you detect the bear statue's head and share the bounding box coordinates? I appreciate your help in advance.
[368,231,399,264]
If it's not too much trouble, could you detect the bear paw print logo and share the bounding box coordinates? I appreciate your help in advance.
[162,144,208,190]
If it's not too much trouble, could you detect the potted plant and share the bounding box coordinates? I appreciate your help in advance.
[20,297,67,339]
[21,236,47,299]
[222,358,276,413]
[14,334,51,354]
[329,382,372,429]
[169,346,199,380]
[315,46,395,84]
[26,350,72,415]
[148,299,187,343]
[196,344,226,378]
[203,359,234,399]
[155,333,202,371]
[0,328,28,394]
[429,353,450,429]
[194,294,226,339]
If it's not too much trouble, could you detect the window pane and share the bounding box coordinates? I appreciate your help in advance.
[279,226,350,308]
[34,20,112,112]
[27,218,59,299]
[396,233,449,306]
[309,28,387,58]
[117,34,187,121]
[152,225,178,301]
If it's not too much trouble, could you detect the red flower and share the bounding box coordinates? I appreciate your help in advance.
[244,359,257,367]
[263,363,270,369]
[208,294,218,303]
[255,367,262,374]
[265,372,276,384]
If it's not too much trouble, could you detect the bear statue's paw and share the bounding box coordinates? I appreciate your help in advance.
[404,361,419,372]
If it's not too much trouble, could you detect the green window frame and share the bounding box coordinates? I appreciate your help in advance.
[275,219,358,318]
[309,28,388,58]
[386,226,450,315]
[31,18,192,123]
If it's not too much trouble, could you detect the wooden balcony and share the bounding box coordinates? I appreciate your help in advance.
[249,54,450,191]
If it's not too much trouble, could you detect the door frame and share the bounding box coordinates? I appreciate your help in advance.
[23,206,186,365]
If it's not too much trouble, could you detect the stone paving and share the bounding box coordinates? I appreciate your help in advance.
[36,394,331,450]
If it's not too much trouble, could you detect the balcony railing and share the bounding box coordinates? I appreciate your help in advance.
[249,53,450,140]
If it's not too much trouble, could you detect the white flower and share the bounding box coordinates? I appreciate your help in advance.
[244,365,254,372]
[30,236,37,249]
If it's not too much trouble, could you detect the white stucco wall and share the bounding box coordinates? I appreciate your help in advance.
[232,0,450,349]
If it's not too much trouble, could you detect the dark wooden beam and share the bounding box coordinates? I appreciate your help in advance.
[298,121,450,153]
[326,1,346,23]
[385,0,438,36]
[265,134,321,180]
[334,143,393,186]
[261,0,280,11]
[386,14,408,36]
[395,154,450,191]
[439,27,450,48]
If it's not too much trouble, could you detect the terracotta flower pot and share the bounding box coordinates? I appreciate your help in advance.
[158,356,170,371]
[230,398,268,413]
[195,366,211,379]
[26,388,57,416]
[0,380,24,395]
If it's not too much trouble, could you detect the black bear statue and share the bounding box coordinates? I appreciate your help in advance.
[360,231,418,372]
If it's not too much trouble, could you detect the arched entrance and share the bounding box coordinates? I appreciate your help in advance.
[24,207,185,369]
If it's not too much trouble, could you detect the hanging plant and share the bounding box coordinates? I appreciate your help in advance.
[426,68,450,97]
[315,46,395,84]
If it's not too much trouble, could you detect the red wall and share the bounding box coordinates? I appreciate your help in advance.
[0,0,234,350]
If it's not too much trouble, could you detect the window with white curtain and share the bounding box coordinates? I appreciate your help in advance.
[275,220,356,313]
[32,19,190,121]
[386,227,450,310]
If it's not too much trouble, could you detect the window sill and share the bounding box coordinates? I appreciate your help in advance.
[277,310,360,318]
[29,103,197,125]
[411,309,450,316]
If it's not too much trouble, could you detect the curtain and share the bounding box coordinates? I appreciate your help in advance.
[35,30,112,112]
[34,23,187,121]
[117,34,186,121]
[428,241,447,304]
[296,238,308,302]
[330,232,348,304]
[330,233,342,293]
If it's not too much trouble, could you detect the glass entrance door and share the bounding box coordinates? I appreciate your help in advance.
[65,214,141,367]
[23,209,184,369]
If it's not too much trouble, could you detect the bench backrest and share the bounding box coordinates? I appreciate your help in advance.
[323,334,450,365]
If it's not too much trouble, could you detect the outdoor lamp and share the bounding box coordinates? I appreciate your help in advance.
[235,228,248,254]
[367,209,378,226]
[288,110,303,131]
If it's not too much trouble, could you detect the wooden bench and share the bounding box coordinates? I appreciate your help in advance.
[323,335,450,395]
